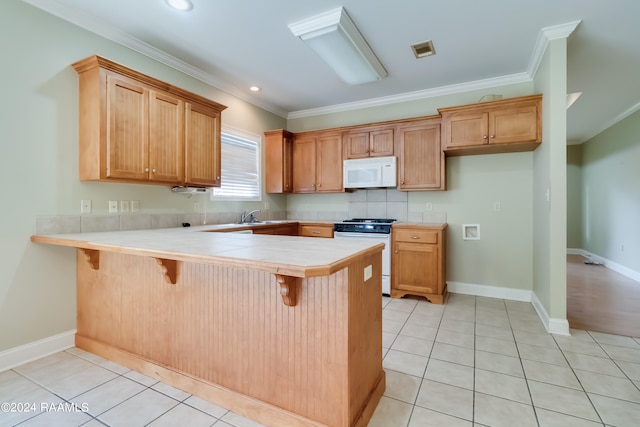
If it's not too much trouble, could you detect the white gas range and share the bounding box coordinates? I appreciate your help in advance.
[333,218,396,296]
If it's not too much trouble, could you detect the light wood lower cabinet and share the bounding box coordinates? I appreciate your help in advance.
[391,224,447,304]
[73,55,226,187]
[298,223,334,238]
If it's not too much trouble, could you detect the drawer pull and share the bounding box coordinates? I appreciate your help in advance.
[411,236,420,239]
[312,231,320,234]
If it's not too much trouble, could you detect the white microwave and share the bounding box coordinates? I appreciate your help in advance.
[343,156,397,189]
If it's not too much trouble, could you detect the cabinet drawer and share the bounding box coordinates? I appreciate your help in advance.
[393,229,438,244]
[299,225,334,238]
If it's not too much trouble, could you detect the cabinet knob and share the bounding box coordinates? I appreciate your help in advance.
[145,167,149,172]
[490,135,495,138]
[394,250,398,254]
[152,168,156,173]
[312,231,320,234]
[401,181,405,185]
[411,236,419,239]
[483,135,488,139]
[217,176,220,180]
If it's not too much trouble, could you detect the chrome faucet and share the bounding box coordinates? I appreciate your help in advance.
[240,209,261,223]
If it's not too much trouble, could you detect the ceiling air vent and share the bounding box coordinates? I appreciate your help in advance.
[411,40,436,58]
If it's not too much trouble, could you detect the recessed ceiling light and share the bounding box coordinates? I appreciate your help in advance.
[411,40,436,59]
[165,0,193,11]
[250,86,261,92]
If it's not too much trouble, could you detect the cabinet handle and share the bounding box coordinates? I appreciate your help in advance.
[145,167,149,172]
[411,236,419,239]
[401,181,405,185]
[394,250,398,254]
[312,231,320,234]
[217,176,220,180]
[152,168,156,173]
[490,135,495,138]
[483,135,488,139]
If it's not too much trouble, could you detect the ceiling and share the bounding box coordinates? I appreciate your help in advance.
[25,0,640,144]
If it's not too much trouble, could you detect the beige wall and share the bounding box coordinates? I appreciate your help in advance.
[0,1,285,351]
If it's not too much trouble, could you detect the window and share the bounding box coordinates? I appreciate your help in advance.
[211,127,261,201]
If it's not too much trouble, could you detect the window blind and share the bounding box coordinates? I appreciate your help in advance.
[212,132,261,200]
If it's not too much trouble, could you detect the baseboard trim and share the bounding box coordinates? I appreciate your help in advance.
[447,281,532,302]
[0,330,76,372]
[567,248,640,284]
[531,293,570,336]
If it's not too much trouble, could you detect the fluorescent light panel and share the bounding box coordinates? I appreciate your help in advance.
[289,7,387,85]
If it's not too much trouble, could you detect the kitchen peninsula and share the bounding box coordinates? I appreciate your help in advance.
[31,225,385,427]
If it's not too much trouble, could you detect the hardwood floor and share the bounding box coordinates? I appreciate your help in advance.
[567,254,640,338]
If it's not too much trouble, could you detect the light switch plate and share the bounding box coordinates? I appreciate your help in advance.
[131,200,140,212]
[120,200,130,213]
[80,200,91,214]
[108,200,118,213]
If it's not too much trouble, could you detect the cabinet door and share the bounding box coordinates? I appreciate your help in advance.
[265,130,293,193]
[392,241,440,294]
[148,91,184,183]
[316,133,343,192]
[398,122,444,190]
[185,103,221,187]
[369,128,395,157]
[106,75,148,180]
[489,104,539,145]
[442,110,489,148]
[343,131,370,159]
[292,137,317,193]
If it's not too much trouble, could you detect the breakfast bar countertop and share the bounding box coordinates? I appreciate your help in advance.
[30,224,384,278]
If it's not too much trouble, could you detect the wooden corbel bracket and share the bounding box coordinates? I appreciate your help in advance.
[81,249,100,270]
[275,274,300,307]
[154,258,178,284]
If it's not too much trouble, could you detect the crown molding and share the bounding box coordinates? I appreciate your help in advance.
[527,20,581,78]
[287,73,531,119]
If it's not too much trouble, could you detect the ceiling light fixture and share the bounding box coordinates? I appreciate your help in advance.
[288,7,387,85]
[165,0,193,12]
[250,86,261,92]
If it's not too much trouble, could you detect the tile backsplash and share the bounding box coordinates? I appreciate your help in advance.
[34,210,288,235]
[35,190,447,235]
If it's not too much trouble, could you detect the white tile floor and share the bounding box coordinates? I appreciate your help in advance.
[2,294,640,426]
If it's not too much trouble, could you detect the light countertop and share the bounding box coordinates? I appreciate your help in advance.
[31,223,384,278]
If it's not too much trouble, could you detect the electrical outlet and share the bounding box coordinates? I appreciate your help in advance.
[364,265,372,281]
[120,200,130,213]
[131,200,140,212]
[108,200,118,213]
[493,202,501,212]
[193,201,200,212]
[263,201,270,210]
[81,200,92,213]
[426,202,433,211]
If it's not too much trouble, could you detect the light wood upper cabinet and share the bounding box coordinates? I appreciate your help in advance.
[184,103,221,187]
[264,129,293,193]
[391,224,447,304]
[396,119,444,191]
[343,126,395,159]
[73,55,226,187]
[439,94,542,156]
[292,131,343,193]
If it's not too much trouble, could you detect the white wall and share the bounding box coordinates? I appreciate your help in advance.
[0,1,286,352]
